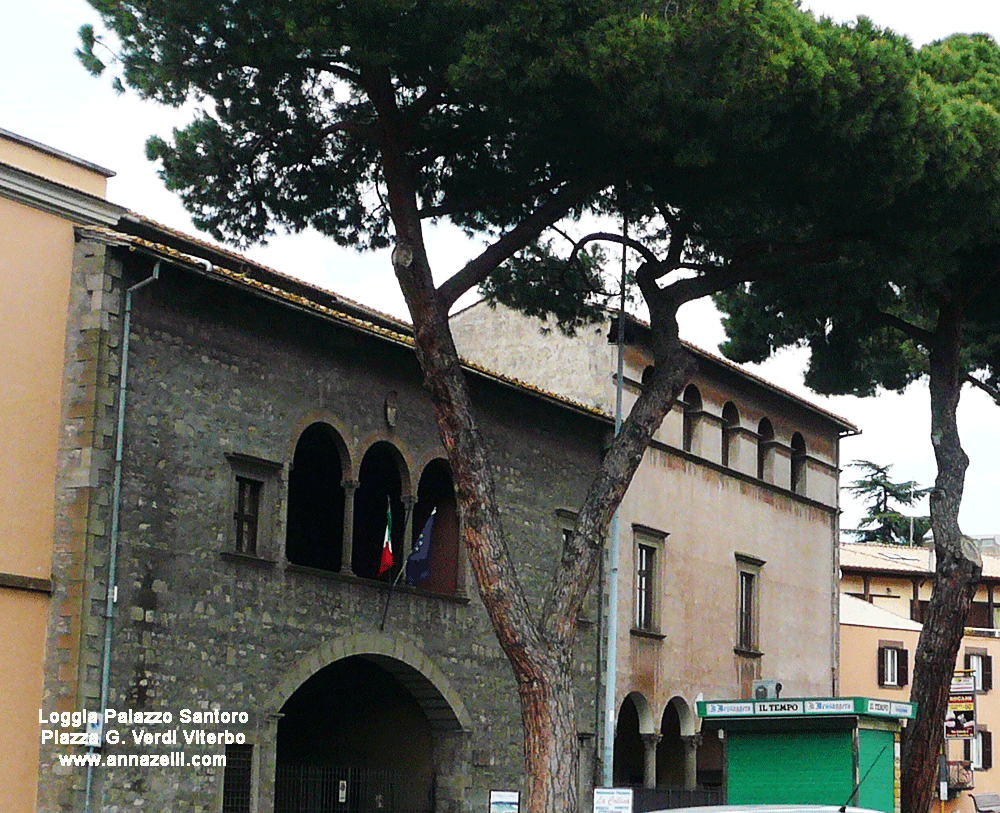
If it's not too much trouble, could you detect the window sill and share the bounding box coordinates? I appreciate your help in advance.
[631,627,666,641]
[734,646,763,659]
[221,551,277,568]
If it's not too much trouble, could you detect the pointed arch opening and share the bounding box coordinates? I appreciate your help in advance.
[286,423,346,571]
[353,442,407,581]
[410,459,460,595]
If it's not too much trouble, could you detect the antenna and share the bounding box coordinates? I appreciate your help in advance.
[841,743,890,811]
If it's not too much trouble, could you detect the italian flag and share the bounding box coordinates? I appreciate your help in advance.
[378,500,393,576]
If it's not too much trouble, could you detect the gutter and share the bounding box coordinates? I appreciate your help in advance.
[85,260,160,813]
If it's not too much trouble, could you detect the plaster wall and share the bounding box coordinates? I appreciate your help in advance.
[0,132,109,197]
[0,590,48,812]
[617,446,839,717]
[0,197,74,576]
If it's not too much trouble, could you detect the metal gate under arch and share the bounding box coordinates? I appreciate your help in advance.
[275,765,434,813]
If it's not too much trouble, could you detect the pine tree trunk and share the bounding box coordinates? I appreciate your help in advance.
[901,304,982,813]
[373,80,695,811]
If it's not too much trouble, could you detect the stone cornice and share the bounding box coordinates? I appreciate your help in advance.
[0,162,125,226]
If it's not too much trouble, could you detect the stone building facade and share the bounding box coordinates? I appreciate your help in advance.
[33,209,608,810]
[451,302,856,797]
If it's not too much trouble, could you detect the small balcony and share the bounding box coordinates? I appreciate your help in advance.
[948,760,975,792]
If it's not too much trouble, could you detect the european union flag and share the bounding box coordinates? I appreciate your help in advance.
[406,508,436,586]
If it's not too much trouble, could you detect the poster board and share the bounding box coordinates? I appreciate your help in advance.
[490,790,519,813]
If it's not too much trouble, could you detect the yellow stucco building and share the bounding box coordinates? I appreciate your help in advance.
[841,543,1000,813]
[0,128,124,811]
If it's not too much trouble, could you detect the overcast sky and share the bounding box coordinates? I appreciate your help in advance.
[3,0,997,536]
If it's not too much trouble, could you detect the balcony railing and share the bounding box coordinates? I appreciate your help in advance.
[947,760,975,791]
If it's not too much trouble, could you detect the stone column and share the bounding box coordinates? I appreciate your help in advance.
[402,494,415,556]
[681,734,701,790]
[642,733,661,789]
[340,478,359,574]
[255,712,284,813]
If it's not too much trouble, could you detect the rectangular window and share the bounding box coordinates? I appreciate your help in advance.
[635,543,655,631]
[234,477,263,555]
[735,554,764,654]
[739,571,755,650]
[878,643,909,687]
[967,651,994,693]
[225,453,282,559]
[966,729,993,771]
[222,743,254,812]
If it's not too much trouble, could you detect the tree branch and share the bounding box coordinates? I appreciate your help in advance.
[566,231,661,267]
[436,177,608,309]
[877,311,937,349]
[964,372,1000,404]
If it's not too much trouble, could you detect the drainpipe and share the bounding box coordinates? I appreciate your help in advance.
[85,260,160,813]
[602,214,628,787]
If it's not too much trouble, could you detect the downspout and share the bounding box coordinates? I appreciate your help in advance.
[602,213,628,787]
[85,259,160,813]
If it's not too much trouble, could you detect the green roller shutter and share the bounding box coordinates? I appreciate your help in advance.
[727,730,855,806]
[857,728,896,813]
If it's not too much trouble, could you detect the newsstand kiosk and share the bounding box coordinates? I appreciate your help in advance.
[697,697,915,813]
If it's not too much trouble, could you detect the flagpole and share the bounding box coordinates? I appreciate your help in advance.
[379,501,412,631]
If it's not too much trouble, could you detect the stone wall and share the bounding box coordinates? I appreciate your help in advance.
[40,237,605,812]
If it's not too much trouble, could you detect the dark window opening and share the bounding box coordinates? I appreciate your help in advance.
[722,402,740,468]
[790,432,807,495]
[967,652,994,692]
[353,442,405,581]
[738,570,756,651]
[286,423,345,571]
[965,729,993,771]
[234,477,262,555]
[410,459,459,594]
[222,744,254,813]
[757,418,774,481]
[682,385,702,453]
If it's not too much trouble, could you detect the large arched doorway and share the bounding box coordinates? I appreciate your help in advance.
[274,656,434,813]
